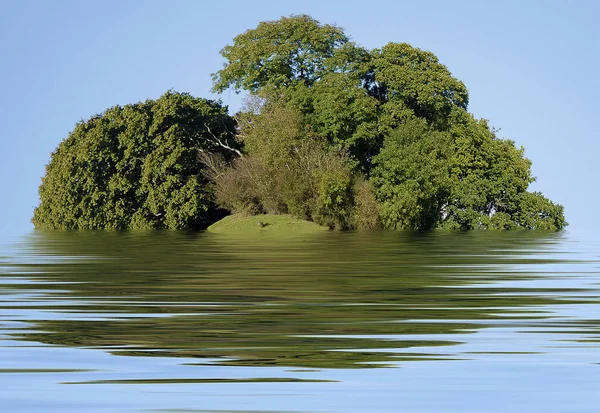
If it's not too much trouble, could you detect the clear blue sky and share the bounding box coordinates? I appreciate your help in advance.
[1,0,598,236]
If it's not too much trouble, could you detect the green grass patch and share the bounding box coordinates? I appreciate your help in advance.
[207,214,329,234]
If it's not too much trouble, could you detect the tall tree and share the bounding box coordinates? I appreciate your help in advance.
[371,118,452,230]
[371,42,469,131]
[33,91,238,230]
[212,14,350,92]
[371,111,566,230]
[210,14,566,230]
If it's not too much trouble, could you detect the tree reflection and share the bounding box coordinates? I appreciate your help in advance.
[2,230,570,369]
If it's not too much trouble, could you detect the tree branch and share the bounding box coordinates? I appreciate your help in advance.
[205,124,244,157]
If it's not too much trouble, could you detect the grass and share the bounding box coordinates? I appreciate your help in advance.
[206,214,329,234]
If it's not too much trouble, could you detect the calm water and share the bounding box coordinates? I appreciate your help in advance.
[0,229,598,412]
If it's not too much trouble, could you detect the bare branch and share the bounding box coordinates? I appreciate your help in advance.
[198,151,228,181]
[204,124,244,157]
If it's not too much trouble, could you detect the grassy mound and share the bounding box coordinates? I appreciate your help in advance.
[207,214,329,234]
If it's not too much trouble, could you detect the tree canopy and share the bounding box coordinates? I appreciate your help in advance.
[212,14,350,92]
[34,15,566,231]
[209,15,566,230]
[370,116,565,230]
[33,91,237,230]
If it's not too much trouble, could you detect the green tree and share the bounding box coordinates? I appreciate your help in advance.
[371,112,566,230]
[211,15,382,169]
[371,42,469,131]
[513,191,566,230]
[371,118,452,230]
[211,14,566,231]
[33,91,238,230]
[212,17,471,171]
[236,98,304,168]
[441,111,533,229]
[212,14,350,92]
[210,102,356,229]
[297,71,381,170]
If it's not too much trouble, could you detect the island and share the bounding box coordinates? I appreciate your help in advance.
[33,15,566,232]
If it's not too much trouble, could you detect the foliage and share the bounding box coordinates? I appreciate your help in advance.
[209,155,280,215]
[513,191,566,230]
[209,100,358,228]
[35,15,566,232]
[211,139,356,229]
[371,43,469,130]
[310,146,355,229]
[371,118,452,230]
[213,17,470,170]
[236,99,304,167]
[371,112,566,230]
[211,14,382,169]
[349,178,382,230]
[33,91,237,230]
[441,112,534,229]
[211,14,565,230]
[297,71,382,170]
[212,14,349,92]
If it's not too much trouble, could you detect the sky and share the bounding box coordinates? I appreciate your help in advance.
[1,0,598,236]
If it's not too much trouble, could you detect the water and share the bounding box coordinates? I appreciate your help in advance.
[0,229,598,412]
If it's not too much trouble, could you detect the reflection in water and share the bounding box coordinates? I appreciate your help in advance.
[0,230,599,412]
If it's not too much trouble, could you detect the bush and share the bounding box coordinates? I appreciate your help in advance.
[209,138,357,229]
[350,179,382,230]
[209,155,285,215]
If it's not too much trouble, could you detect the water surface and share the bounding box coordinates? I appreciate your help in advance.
[0,229,598,412]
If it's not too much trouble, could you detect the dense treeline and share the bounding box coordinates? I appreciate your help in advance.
[33,15,566,230]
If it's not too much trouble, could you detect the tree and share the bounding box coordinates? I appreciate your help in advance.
[210,14,566,230]
[441,111,533,229]
[371,111,566,230]
[513,191,566,230]
[210,102,357,229]
[371,118,452,230]
[211,15,382,170]
[297,71,381,170]
[371,42,469,131]
[212,14,350,93]
[33,91,238,230]
[212,17,471,172]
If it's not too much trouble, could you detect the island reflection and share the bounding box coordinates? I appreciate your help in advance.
[3,230,572,369]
